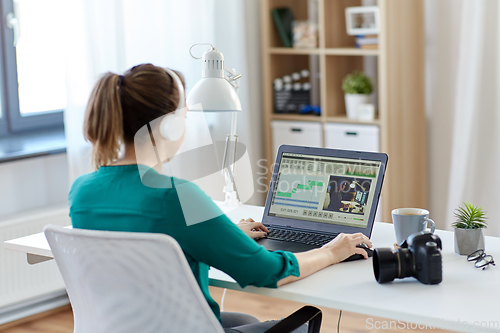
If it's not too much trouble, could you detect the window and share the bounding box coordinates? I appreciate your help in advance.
[0,0,65,136]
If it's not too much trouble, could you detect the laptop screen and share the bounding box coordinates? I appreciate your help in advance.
[267,152,382,229]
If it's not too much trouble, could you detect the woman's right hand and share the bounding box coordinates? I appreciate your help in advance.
[322,233,372,264]
[278,232,373,287]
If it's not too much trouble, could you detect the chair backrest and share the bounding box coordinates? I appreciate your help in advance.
[44,225,224,333]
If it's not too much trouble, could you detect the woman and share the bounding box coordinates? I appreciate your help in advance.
[69,64,371,333]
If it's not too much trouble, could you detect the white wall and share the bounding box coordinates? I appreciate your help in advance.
[0,154,69,219]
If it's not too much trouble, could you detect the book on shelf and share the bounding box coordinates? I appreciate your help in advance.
[271,8,294,48]
[355,34,378,49]
[356,37,379,45]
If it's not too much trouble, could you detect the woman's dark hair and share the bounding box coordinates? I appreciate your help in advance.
[83,64,184,170]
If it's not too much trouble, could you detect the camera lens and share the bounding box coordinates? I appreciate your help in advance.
[373,248,415,283]
[373,249,398,283]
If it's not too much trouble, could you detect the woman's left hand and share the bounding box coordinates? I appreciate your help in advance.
[237,218,269,240]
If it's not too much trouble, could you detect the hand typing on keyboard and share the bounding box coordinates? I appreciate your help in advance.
[237,218,269,240]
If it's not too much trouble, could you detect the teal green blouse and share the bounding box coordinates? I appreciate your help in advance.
[68,165,299,321]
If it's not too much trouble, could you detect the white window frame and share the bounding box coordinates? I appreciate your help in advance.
[0,0,64,137]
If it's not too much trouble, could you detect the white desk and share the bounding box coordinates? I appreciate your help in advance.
[5,204,500,333]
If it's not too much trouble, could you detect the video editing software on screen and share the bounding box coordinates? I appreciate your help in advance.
[268,153,382,228]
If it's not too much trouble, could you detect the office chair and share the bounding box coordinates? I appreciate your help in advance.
[44,225,322,333]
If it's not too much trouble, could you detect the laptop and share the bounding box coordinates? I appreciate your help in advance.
[257,145,388,254]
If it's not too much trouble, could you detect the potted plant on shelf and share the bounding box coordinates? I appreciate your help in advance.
[452,202,487,255]
[341,71,373,120]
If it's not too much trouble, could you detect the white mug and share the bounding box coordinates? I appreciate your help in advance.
[392,208,435,246]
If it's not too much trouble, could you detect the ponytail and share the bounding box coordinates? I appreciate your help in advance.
[84,64,185,170]
[84,73,124,170]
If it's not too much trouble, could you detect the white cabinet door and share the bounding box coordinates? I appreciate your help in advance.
[324,123,379,152]
[271,121,322,158]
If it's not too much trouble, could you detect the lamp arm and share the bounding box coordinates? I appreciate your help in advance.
[224,66,241,80]
[224,65,242,91]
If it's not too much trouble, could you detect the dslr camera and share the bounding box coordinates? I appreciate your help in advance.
[373,232,442,285]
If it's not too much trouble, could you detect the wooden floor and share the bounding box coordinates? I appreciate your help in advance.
[0,287,456,333]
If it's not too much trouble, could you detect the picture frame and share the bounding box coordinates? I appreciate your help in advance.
[345,6,380,36]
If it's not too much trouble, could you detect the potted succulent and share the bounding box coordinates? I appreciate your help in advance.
[452,202,487,255]
[341,71,373,119]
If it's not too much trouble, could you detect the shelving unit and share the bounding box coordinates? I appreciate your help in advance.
[261,0,426,220]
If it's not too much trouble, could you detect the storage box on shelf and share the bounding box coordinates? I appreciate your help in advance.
[324,123,379,152]
[271,121,322,158]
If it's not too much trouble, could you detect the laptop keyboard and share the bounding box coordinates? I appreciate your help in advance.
[266,226,337,247]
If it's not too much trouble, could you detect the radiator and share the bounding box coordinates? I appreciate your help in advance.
[0,206,70,312]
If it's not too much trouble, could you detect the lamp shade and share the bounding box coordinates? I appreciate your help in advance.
[187,78,242,112]
[187,48,242,112]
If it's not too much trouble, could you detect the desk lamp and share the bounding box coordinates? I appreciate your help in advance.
[187,44,243,207]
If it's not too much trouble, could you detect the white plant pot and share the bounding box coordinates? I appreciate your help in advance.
[344,94,370,120]
[454,228,485,255]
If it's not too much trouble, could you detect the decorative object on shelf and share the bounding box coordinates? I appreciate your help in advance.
[300,105,320,116]
[355,35,378,49]
[357,104,375,122]
[345,6,380,36]
[274,70,319,115]
[452,202,488,255]
[272,7,294,47]
[292,21,318,48]
[341,71,373,120]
